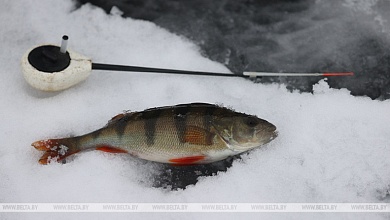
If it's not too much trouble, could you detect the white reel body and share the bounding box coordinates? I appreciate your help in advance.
[21,45,92,92]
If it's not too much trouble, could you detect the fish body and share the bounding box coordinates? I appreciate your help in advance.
[33,103,277,165]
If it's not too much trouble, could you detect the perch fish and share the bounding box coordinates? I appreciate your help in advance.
[32,103,277,165]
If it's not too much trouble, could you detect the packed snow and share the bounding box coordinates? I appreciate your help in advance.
[0,0,389,219]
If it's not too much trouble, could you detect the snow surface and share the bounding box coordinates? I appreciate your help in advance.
[0,0,389,219]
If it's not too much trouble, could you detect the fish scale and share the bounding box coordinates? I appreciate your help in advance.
[32,103,277,165]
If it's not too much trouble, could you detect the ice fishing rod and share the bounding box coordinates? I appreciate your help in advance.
[21,36,354,91]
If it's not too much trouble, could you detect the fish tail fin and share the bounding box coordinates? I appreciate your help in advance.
[32,138,79,165]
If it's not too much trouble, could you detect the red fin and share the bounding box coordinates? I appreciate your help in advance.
[96,145,128,153]
[32,139,78,165]
[169,155,206,165]
[183,126,214,146]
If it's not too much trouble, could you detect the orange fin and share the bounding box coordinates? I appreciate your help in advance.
[96,145,128,153]
[169,155,206,165]
[32,139,79,165]
[183,126,214,145]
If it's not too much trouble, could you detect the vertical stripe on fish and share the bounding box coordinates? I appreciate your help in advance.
[173,106,190,144]
[142,109,163,146]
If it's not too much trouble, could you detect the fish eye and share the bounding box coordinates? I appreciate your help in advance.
[244,116,259,127]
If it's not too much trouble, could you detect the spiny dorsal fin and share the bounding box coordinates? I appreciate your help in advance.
[143,103,219,112]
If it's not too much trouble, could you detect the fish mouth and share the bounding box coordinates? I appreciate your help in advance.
[254,124,278,146]
[268,130,278,142]
[269,124,278,139]
[226,129,278,152]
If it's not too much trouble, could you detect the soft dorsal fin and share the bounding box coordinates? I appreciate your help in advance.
[106,111,136,127]
[110,113,125,122]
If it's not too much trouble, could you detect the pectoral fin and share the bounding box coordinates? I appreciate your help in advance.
[183,126,214,146]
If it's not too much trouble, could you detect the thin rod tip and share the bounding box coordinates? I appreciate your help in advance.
[322,72,354,76]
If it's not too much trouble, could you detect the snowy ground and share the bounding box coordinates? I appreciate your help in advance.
[0,0,389,219]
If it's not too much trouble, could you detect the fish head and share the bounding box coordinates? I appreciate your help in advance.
[213,114,277,152]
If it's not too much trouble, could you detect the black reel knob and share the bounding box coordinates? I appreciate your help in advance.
[28,45,71,73]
